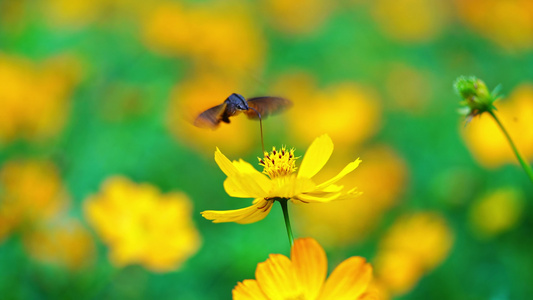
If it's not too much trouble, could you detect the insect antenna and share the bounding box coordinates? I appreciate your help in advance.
[248,107,265,154]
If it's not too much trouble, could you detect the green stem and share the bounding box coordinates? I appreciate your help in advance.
[278,199,294,247]
[488,110,533,183]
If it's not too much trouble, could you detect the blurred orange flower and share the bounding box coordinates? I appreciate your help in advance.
[84,176,201,272]
[0,54,80,143]
[201,134,362,224]
[371,0,450,42]
[374,212,453,296]
[233,238,376,300]
[274,73,381,149]
[261,0,335,35]
[455,0,533,50]
[0,160,68,242]
[462,83,533,168]
[143,1,265,74]
[469,187,524,238]
[23,218,95,270]
[295,145,407,246]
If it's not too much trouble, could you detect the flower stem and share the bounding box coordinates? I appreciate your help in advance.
[278,199,294,247]
[488,110,533,183]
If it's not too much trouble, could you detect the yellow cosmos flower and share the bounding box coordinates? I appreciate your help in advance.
[233,238,375,300]
[0,160,68,241]
[201,134,362,224]
[84,176,201,272]
[375,212,453,296]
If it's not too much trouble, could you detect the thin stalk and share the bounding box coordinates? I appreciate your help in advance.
[278,199,294,247]
[488,110,533,183]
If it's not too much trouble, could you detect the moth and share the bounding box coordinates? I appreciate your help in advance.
[194,93,292,129]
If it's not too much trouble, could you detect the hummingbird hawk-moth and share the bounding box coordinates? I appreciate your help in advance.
[194,93,292,129]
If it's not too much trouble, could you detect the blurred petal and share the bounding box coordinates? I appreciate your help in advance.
[319,257,373,300]
[291,238,327,299]
[256,254,301,299]
[315,158,362,190]
[233,280,269,300]
[201,199,273,224]
[298,134,334,179]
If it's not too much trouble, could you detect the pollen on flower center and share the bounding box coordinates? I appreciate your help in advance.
[258,146,298,179]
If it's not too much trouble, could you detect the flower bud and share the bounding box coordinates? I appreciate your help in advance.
[454,76,497,117]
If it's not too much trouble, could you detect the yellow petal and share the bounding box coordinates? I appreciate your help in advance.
[215,147,240,177]
[200,199,273,224]
[255,254,301,300]
[233,280,269,300]
[329,189,362,201]
[270,175,316,198]
[318,257,373,300]
[223,176,271,199]
[298,134,334,179]
[215,148,271,198]
[291,238,327,299]
[315,158,362,190]
[293,192,342,203]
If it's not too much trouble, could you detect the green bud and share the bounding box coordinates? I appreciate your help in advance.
[454,76,497,118]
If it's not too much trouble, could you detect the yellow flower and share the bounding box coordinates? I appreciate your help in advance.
[0,160,68,241]
[23,218,95,270]
[261,0,335,35]
[233,238,375,300]
[372,0,450,42]
[374,212,453,296]
[142,2,265,74]
[455,0,533,51]
[84,176,201,272]
[201,134,362,224]
[0,54,80,143]
[469,187,524,238]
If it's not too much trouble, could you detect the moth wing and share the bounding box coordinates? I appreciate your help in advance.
[244,97,292,119]
[194,103,227,129]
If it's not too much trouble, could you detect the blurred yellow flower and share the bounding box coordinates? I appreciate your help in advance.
[167,72,257,157]
[143,2,265,74]
[295,145,407,246]
[469,187,524,238]
[0,54,79,143]
[274,73,381,149]
[372,0,450,42]
[84,176,201,272]
[233,238,376,300]
[462,84,533,168]
[374,212,453,296]
[261,0,335,35]
[0,160,68,242]
[201,134,362,224]
[23,218,95,270]
[42,0,148,28]
[455,0,533,50]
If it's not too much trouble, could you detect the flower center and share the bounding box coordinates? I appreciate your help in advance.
[258,146,298,179]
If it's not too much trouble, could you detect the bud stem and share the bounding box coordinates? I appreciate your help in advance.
[488,110,533,183]
[278,198,294,247]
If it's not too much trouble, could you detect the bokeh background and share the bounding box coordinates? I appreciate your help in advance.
[1,0,533,299]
